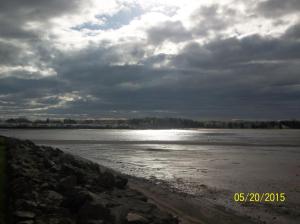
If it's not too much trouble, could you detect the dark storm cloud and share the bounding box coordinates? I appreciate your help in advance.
[157,28,300,118]
[44,29,300,119]
[0,77,62,95]
[0,76,65,113]
[0,0,84,42]
[0,0,300,119]
[190,4,237,36]
[173,34,300,69]
[145,4,238,44]
[172,31,300,86]
[0,41,23,65]
[53,42,150,88]
[0,0,83,20]
[257,0,300,17]
[3,30,300,119]
[0,0,83,76]
[147,21,192,44]
[0,18,39,40]
[284,23,300,39]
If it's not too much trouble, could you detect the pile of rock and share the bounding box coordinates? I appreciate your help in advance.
[5,137,178,224]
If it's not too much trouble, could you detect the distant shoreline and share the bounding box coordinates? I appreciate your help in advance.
[2,127,300,130]
[1,117,300,129]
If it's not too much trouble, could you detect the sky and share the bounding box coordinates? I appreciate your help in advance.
[0,0,299,120]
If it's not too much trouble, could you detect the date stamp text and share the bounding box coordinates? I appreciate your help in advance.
[233,192,286,203]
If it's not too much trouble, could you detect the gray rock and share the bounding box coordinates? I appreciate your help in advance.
[17,221,34,224]
[36,216,75,224]
[15,199,37,210]
[45,190,64,201]
[110,205,129,224]
[98,171,115,189]
[62,188,94,212]
[14,211,36,219]
[126,212,148,224]
[40,183,49,189]
[84,220,104,224]
[50,164,61,172]
[115,176,128,189]
[44,158,56,169]
[78,197,110,221]
[38,190,64,210]
[59,175,77,191]
[124,190,147,202]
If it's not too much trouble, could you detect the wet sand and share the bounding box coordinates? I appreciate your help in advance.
[129,178,256,224]
[128,177,300,224]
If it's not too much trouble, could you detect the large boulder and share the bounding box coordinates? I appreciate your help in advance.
[126,212,149,224]
[58,175,77,192]
[110,205,129,224]
[115,176,128,189]
[13,211,36,222]
[97,171,115,189]
[78,197,111,223]
[62,188,94,213]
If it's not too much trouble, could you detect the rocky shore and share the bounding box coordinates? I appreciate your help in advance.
[4,137,178,224]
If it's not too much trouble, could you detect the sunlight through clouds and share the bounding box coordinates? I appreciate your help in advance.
[0,0,300,119]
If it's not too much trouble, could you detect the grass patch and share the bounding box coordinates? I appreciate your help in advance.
[0,137,5,224]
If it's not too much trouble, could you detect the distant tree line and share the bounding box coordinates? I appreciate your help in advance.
[0,117,299,129]
[128,117,300,129]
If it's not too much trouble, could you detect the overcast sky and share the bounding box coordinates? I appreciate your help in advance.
[0,0,299,119]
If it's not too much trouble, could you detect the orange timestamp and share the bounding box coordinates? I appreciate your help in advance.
[233,192,286,203]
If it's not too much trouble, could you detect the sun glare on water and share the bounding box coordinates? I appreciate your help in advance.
[133,129,190,141]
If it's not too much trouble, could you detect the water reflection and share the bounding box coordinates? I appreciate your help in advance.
[130,129,189,141]
[1,128,300,146]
